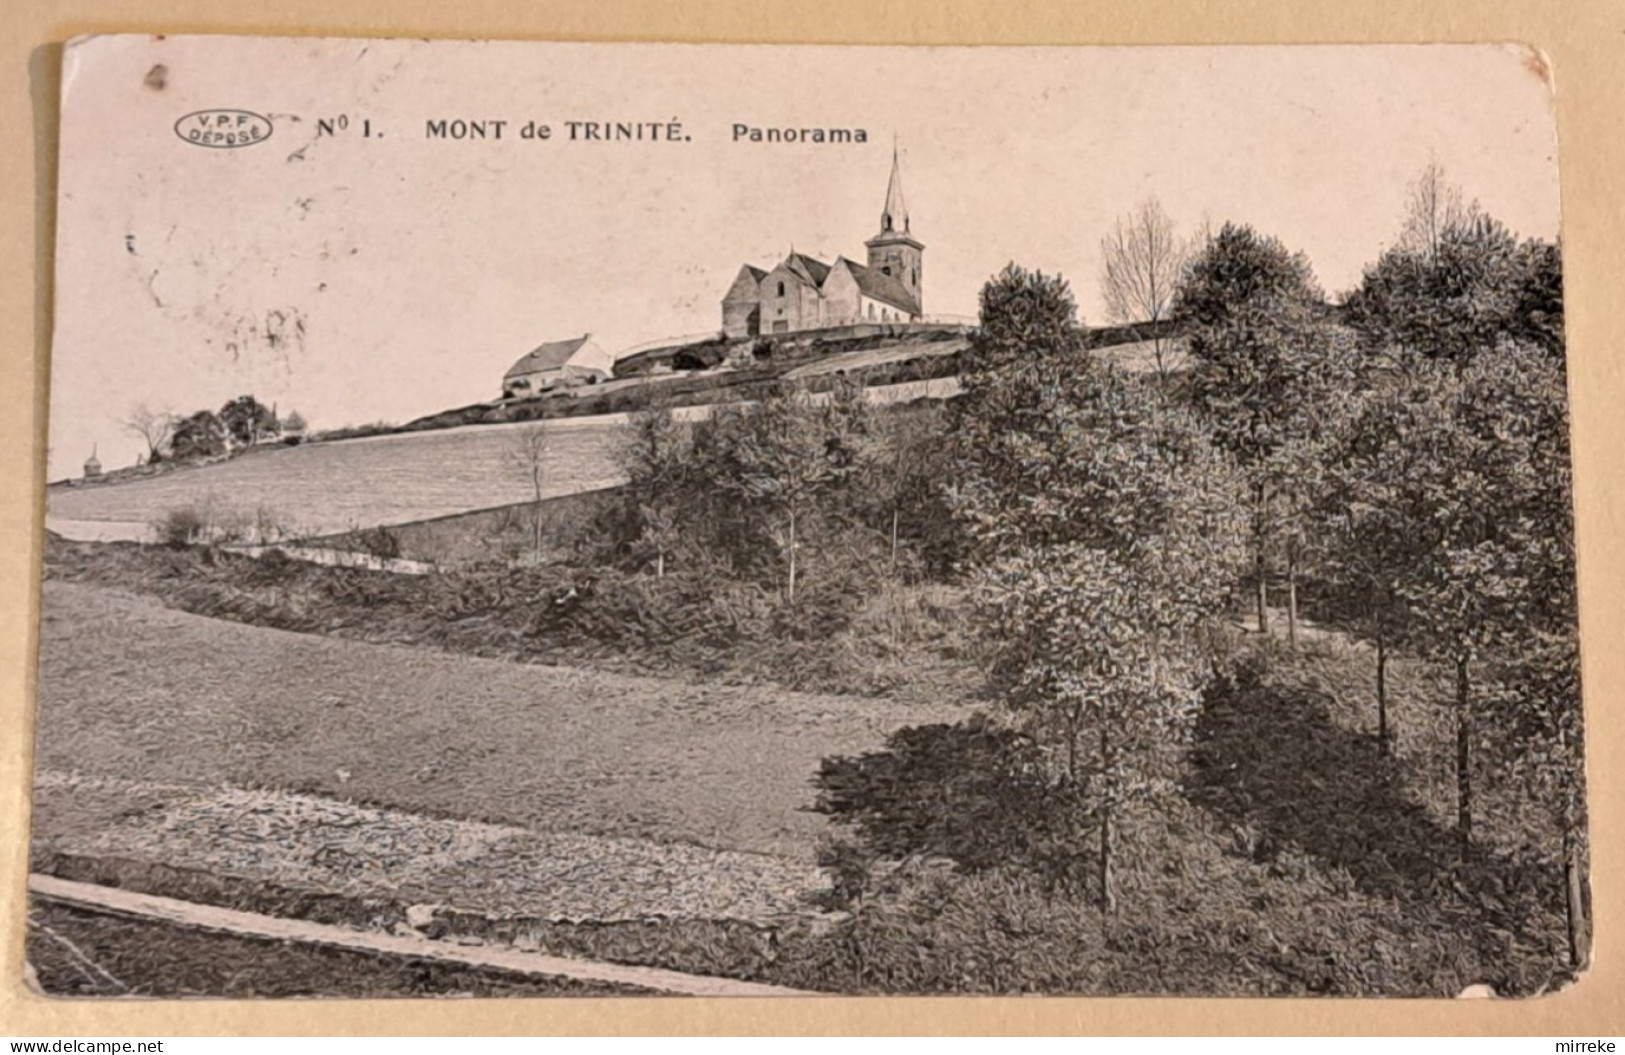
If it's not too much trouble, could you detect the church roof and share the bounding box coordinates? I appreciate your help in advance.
[785,252,832,287]
[505,335,594,378]
[837,258,921,315]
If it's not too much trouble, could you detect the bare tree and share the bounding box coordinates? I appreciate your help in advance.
[506,423,549,561]
[1397,159,1480,263]
[122,403,173,464]
[1099,197,1191,380]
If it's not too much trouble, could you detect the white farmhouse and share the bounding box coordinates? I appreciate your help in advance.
[502,334,615,398]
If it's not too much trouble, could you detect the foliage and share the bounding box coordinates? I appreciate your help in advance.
[155,506,207,548]
[353,525,402,560]
[218,395,277,447]
[1343,162,1563,363]
[1172,224,1343,635]
[1171,222,1322,329]
[855,403,963,577]
[614,380,882,601]
[1344,220,1558,364]
[956,263,1082,379]
[167,410,227,462]
[1314,346,1579,856]
[949,262,1249,910]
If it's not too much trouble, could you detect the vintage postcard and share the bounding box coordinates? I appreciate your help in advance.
[28,35,1580,998]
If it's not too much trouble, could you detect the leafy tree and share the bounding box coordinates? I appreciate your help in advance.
[1511,237,1565,356]
[1099,197,1192,380]
[1171,222,1322,330]
[168,410,227,461]
[703,381,876,601]
[619,404,690,578]
[1173,224,1332,636]
[950,264,1249,912]
[1343,348,1578,864]
[218,395,277,447]
[1317,379,1440,750]
[958,263,1083,380]
[1343,164,1563,364]
[1344,217,1527,365]
[862,403,958,574]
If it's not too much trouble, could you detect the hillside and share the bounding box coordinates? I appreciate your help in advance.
[44,320,1184,541]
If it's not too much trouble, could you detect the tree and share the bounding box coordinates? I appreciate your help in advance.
[863,403,956,572]
[506,424,550,561]
[958,263,1083,380]
[619,404,690,577]
[1344,347,1578,863]
[1099,197,1192,380]
[1344,164,1563,365]
[1318,381,1438,750]
[1171,222,1322,330]
[705,382,876,602]
[1511,237,1565,356]
[122,404,173,464]
[1397,159,1480,265]
[1173,224,1330,635]
[218,395,277,448]
[950,264,1249,912]
[167,410,226,462]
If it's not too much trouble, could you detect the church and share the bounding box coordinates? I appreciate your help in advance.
[721,151,924,338]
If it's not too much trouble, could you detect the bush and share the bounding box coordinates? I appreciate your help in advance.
[155,506,207,548]
[354,525,402,560]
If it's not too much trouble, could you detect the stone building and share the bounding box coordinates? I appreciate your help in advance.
[502,334,615,398]
[721,150,924,338]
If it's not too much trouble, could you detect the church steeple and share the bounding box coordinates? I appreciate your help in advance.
[880,145,909,235]
[865,143,924,314]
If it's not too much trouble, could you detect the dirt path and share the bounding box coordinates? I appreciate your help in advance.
[25,901,650,998]
[30,875,809,996]
[34,581,970,859]
[32,772,823,925]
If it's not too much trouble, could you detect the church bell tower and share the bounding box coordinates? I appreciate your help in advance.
[865,146,924,312]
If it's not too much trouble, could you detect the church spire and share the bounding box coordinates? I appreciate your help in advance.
[880,144,909,235]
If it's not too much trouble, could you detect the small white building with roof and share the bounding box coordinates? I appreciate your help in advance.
[502,334,615,399]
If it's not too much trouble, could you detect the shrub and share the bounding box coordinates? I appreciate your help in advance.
[155,506,207,548]
[354,525,402,560]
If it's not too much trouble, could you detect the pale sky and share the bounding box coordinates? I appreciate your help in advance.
[48,37,1560,479]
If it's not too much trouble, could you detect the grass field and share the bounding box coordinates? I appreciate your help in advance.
[47,381,959,541]
[29,555,1583,994]
[47,418,630,537]
[34,582,969,859]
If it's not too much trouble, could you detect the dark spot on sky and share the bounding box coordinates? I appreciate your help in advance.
[143,64,168,91]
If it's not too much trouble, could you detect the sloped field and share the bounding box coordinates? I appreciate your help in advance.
[48,419,628,538]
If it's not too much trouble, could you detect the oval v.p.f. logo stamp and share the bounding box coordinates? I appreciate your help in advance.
[174,109,274,149]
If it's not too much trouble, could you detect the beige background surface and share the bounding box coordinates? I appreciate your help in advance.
[2,0,1622,1037]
